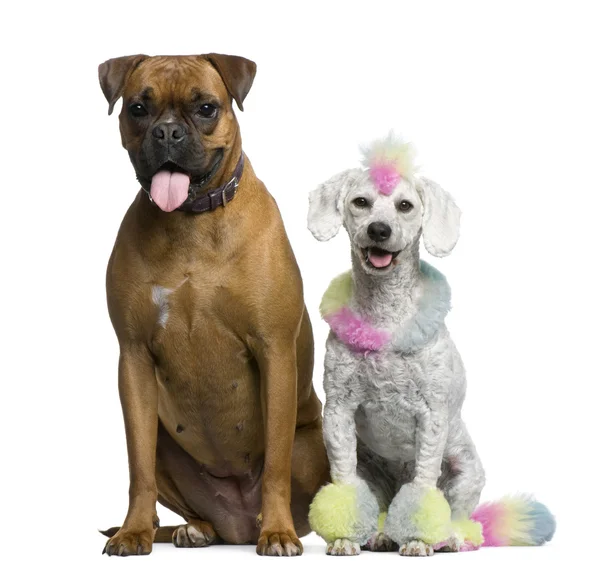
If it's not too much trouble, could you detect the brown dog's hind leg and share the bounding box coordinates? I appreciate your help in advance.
[155,422,221,547]
[172,520,218,547]
[98,472,221,547]
[156,495,219,547]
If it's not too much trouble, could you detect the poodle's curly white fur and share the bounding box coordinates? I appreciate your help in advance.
[308,158,486,554]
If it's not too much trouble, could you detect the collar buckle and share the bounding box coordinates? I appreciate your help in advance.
[222,175,239,206]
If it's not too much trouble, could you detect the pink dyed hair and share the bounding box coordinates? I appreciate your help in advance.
[325,307,390,352]
[361,132,418,195]
[471,502,509,547]
[369,164,401,196]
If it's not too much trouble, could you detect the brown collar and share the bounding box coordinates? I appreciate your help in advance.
[174,153,245,214]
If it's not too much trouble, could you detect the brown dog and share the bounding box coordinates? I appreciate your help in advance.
[98,54,328,557]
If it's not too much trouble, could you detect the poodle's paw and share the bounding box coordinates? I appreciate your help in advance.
[326,538,361,556]
[363,532,397,552]
[309,480,379,546]
[434,535,461,552]
[385,484,452,548]
[399,540,434,557]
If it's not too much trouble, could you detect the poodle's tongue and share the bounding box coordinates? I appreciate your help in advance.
[367,249,393,268]
[150,171,190,212]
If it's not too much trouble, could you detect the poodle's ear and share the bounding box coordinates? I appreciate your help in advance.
[308,169,363,241]
[417,176,461,257]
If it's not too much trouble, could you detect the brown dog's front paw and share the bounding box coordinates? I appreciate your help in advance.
[256,531,303,556]
[103,527,154,556]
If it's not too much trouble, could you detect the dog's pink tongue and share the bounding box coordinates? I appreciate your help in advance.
[368,250,393,268]
[150,171,190,212]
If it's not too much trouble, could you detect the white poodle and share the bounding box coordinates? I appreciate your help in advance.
[306,134,555,556]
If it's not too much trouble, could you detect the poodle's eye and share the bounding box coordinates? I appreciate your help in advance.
[353,197,369,208]
[398,200,413,213]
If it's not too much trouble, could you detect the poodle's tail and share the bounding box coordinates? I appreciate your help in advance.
[471,494,556,547]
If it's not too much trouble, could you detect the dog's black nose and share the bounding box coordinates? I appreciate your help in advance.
[367,222,392,242]
[151,122,188,144]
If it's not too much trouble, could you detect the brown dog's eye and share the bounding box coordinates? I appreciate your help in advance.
[129,103,148,118]
[353,197,369,208]
[398,200,413,213]
[197,104,218,119]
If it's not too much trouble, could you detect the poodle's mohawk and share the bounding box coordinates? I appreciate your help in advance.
[361,132,418,195]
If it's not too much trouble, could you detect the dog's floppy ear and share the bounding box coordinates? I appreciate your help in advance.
[98,54,148,115]
[205,53,257,112]
[308,169,363,241]
[417,177,461,257]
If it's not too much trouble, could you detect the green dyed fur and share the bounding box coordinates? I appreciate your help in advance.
[319,271,352,317]
[309,483,360,544]
[411,487,453,545]
[451,517,484,547]
[377,511,387,532]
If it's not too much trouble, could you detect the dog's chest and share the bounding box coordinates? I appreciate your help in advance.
[354,351,430,461]
[147,271,264,467]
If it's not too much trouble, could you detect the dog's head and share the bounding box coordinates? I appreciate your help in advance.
[307,135,461,275]
[98,53,256,211]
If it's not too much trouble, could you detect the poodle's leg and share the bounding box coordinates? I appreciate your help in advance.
[442,423,485,518]
[384,400,451,556]
[356,439,398,552]
[309,366,379,555]
[435,422,485,551]
[322,396,359,485]
[411,404,449,488]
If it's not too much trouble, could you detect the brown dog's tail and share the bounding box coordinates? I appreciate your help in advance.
[99,526,178,543]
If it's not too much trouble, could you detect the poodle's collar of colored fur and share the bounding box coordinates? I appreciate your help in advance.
[320,260,451,353]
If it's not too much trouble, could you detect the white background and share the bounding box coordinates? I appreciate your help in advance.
[2,0,599,576]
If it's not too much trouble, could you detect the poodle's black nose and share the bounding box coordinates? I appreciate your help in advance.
[367,222,392,242]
